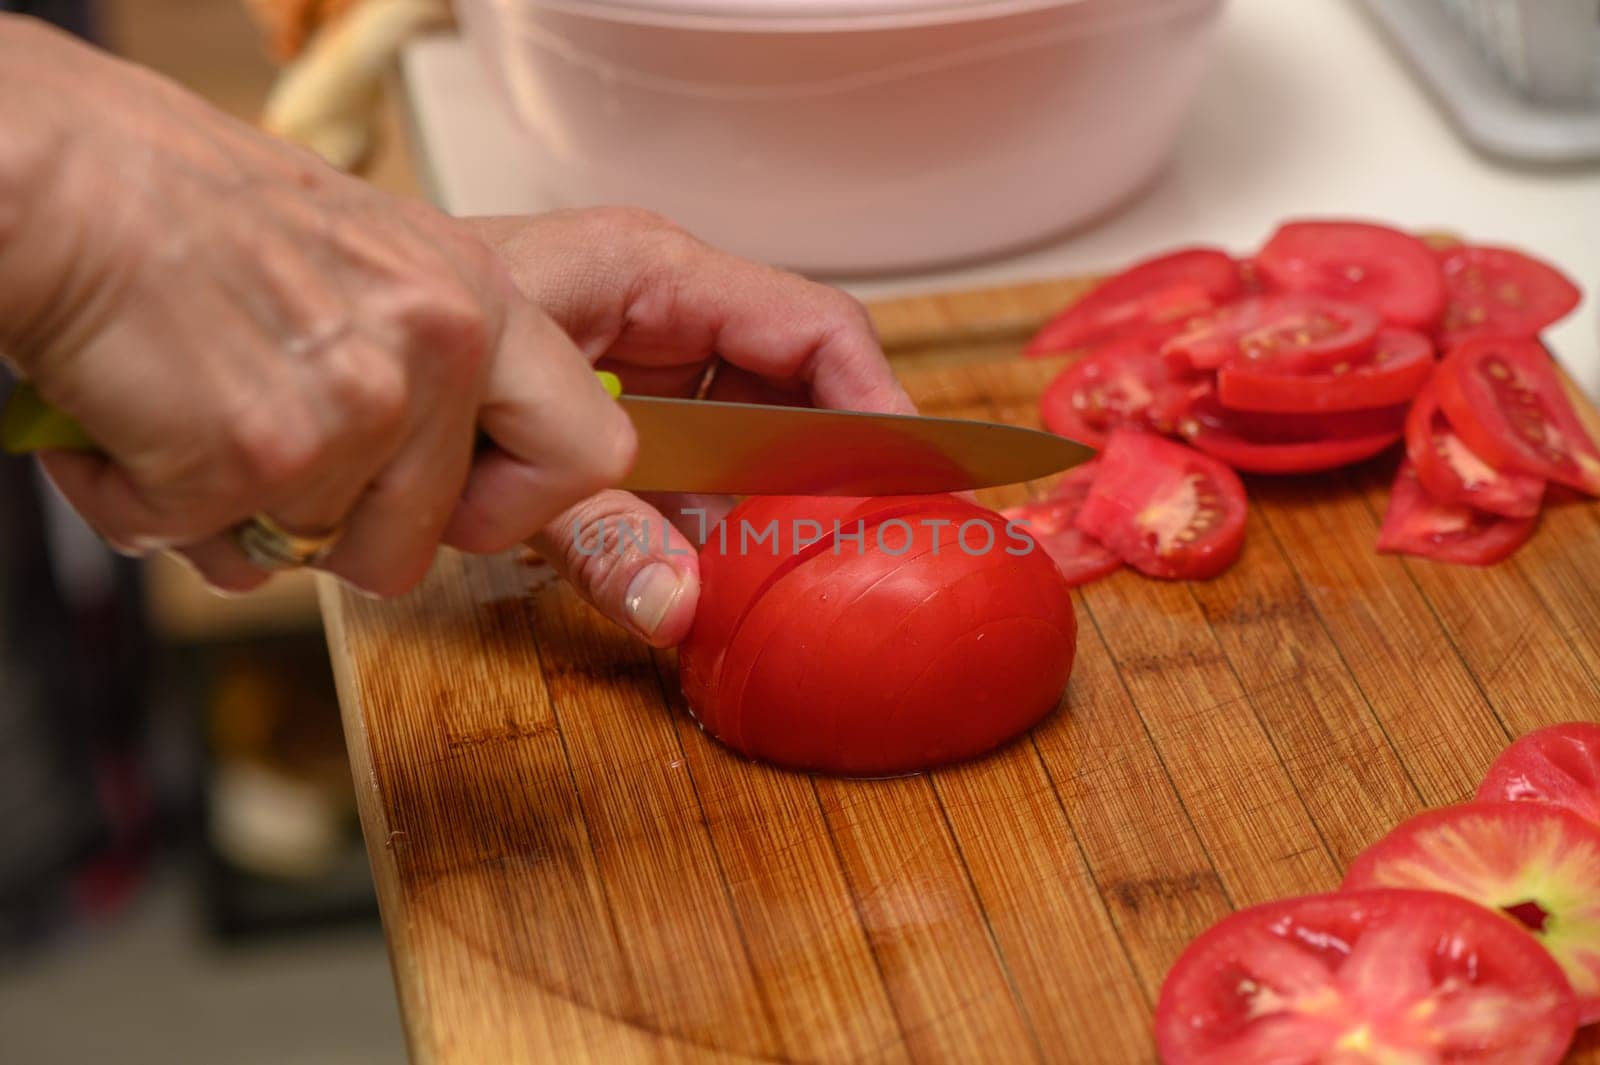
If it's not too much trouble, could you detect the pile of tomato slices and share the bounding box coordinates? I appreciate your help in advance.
[1019,220,1591,582]
[1157,722,1600,1064]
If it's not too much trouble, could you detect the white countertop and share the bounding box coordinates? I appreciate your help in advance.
[401,0,1600,395]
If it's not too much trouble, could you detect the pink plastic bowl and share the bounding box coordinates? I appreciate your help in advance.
[458,0,1226,273]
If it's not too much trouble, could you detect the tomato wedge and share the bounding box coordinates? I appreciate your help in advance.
[1218,327,1433,414]
[1073,430,1246,580]
[1175,383,1405,474]
[1038,339,1196,448]
[1155,888,1578,1065]
[1343,801,1600,1024]
[1255,220,1447,329]
[1438,245,1582,346]
[1435,335,1600,495]
[1163,294,1381,373]
[1477,722,1600,829]
[1001,463,1122,587]
[1024,247,1241,355]
[1406,378,1544,518]
[1376,460,1537,565]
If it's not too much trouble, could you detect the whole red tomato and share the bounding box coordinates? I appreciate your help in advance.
[678,495,1078,776]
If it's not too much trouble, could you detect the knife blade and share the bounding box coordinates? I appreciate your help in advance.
[2,378,1096,495]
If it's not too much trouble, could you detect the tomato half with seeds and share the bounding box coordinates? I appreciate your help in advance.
[1437,245,1582,345]
[1477,722,1600,829]
[1175,384,1406,474]
[1073,430,1246,580]
[1435,336,1600,495]
[1343,801,1600,1024]
[1218,327,1433,414]
[1155,888,1578,1065]
[1024,247,1241,355]
[1039,340,1194,447]
[1405,378,1544,518]
[1001,463,1122,587]
[1376,460,1537,565]
[1163,294,1381,373]
[1255,220,1447,329]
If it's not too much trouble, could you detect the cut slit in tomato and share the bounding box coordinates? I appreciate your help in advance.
[1001,463,1122,587]
[1377,460,1537,565]
[1254,219,1447,330]
[1218,327,1433,414]
[1154,888,1579,1065]
[1162,293,1381,374]
[1434,335,1600,496]
[1405,378,1544,518]
[1437,244,1582,345]
[1175,384,1406,475]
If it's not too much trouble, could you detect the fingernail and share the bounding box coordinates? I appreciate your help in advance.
[624,562,686,640]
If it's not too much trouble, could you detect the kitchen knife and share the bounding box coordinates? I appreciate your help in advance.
[1,374,1095,495]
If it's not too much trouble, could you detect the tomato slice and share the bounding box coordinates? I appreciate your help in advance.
[1174,383,1405,474]
[1255,220,1447,329]
[1343,801,1600,1024]
[1162,294,1381,373]
[1001,463,1122,587]
[1024,247,1242,355]
[1405,378,1544,518]
[1073,430,1246,580]
[1438,245,1582,345]
[1038,339,1198,448]
[1155,888,1578,1065]
[1477,722,1600,829]
[1218,327,1433,414]
[1435,335,1600,495]
[1376,460,1537,565]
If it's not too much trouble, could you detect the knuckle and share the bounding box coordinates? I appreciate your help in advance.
[228,399,321,488]
[396,281,493,386]
[326,341,408,435]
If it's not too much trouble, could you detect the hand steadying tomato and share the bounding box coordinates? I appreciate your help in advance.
[1001,463,1122,587]
[1255,220,1446,330]
[1155,888,1578,1065]
[1024,247,1241,356]
[1405,378,1544,519]
[1435,336,1600,496]
[1039,339,1195,447]
[1073,430,1246,580]
[1478,722,1600,829]
[1376,460,1537,566]
[1163,293,1381,374]
[1218,327,1433,414]
[1437,245,1582,346]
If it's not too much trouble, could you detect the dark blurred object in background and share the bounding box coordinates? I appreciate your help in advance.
[0,0,94,36]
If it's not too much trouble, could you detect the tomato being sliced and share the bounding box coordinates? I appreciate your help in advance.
[1218,327,1433,414]
[1406,377,1544,518]
[1343,801,1600,1024]
[1001,463,1121,587]
[1477,722,1600,829]
[1155,888,1578,1065]
[1435,335,1600,495]
[1038,339,1195,448]
[1162,293,1381,373]
[1175,383,1406,474]
[1024,247,1242,355]
[1438,244,1583,346]
[1376,460,1537,565]
[1073,430,1246,580]
[1255,220,1447,329]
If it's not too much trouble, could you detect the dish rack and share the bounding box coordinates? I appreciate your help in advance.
[1358,0,1600,163]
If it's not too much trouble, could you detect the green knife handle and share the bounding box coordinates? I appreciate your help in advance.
[2,371,625,456]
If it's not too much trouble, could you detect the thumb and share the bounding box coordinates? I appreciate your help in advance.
[531,490,701,648]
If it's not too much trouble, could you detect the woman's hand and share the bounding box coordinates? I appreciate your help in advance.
[462,210,915,647]
[0,18,635,597]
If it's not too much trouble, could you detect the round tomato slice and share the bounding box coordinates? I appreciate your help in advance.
[1376,460,1537,565]
[1406,378,1544,518]
[1024,247,1241,355]
[1001,463,1122,587]
[1477,722,1600,829]
[1435,335,1600,496]
[1175,384,1405,474]
[1162,294,1381,373]
[1438,245,1582,345]
[1255,220,1447,329]
[1343,801,1600,1024]
[1039,339,1196,448]
[1218,327,1433,414]
[1072,429,1246,580]
[1155,888,1578,1065]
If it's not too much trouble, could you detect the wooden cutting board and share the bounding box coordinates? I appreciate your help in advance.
[322,275,1600,1064]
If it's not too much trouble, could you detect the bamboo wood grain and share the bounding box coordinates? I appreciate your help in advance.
[325,274,1600,1064]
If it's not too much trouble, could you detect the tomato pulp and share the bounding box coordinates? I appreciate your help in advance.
[1001,463,1122,587]
[1255,220,1446,330]
[1405,378,1544,518]
[1437,245,1582,346]
[1478,722,1600,829]
[1376,460,1538,566]
[1025,247,1241,355]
